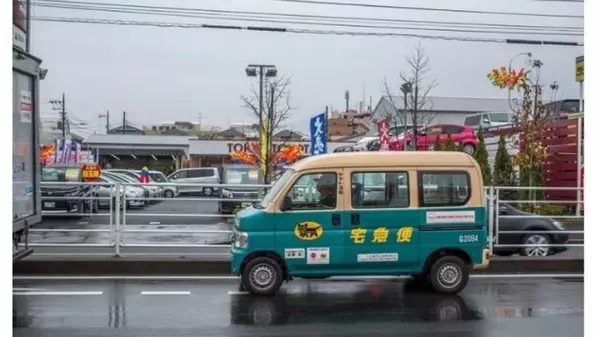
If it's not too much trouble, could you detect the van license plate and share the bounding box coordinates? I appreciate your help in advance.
[242,202,251,208]
[44,202,55,208]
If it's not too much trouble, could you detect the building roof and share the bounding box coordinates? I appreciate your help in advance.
[385,96,512,113]
[83,134,191,146]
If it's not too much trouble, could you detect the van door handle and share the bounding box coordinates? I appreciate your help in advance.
[332,213,341,226]
[351,213,360,226]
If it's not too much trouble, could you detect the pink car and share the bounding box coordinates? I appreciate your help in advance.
[389,124,479,155]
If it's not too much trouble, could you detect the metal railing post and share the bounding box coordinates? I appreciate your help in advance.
[494,187,500,251]
[487,186,495,256]
[114,182,121,257]
[109,185,114,245]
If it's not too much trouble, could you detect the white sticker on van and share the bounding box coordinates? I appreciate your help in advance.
[285,248,305,259]
[307,247,330,264]
[426,211,475,224]
[357,253,398,263]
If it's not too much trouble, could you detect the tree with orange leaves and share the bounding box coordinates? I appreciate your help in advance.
[487,59,548,205]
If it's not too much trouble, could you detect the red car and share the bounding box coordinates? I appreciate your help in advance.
[389,124,478,155]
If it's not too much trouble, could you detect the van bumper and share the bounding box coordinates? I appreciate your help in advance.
[230,248,244,275]
[473,249,490,270]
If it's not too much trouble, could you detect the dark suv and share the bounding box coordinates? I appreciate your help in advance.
[41,163,99,215]
[217,165,261,214]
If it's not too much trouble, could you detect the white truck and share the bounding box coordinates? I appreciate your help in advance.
[13,1,43,261]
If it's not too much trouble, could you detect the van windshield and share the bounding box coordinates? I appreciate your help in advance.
[464,115,481,126]
[259,168,294,209]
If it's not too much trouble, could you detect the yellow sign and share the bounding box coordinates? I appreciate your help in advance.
[576,56,584,82]
[397,227,413,243]
[294,221,323,241]
[65,168,80,181]
[248,170,259,179]
[372,227,389,243]
[81,163,101,182]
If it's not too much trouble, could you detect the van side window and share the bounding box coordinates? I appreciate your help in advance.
[285,172,337,210]
[418,171,470,207]
[351,172,409,208]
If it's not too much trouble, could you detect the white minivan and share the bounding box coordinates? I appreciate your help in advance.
[464,112,513,129]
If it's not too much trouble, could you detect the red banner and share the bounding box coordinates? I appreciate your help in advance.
[377,119,390,151]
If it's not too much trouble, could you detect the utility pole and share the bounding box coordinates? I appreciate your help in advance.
[50,93,67,139]
[122,111,126,134]
[99,110,110,134]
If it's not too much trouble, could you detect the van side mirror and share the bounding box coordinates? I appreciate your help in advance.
[280,196,293,211]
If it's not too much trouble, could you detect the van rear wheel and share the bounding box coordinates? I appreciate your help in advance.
[242,257,284,296]
[428,255,469,295]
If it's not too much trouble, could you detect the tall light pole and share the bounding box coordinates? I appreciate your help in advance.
[508,52,532,114]
[400,82,412,151]
[245,64,277,184]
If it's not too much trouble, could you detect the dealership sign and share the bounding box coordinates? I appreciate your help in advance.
[13,0,28,51]
[227,142,311,154]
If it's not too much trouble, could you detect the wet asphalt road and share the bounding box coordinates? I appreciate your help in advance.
[30,198,584,260]
[13,276,583,336]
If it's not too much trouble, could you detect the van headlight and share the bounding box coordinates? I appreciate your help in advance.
[233,231,248,249]
[222,189,234,198]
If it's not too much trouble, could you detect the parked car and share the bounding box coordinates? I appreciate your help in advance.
[148,170,179,198]
[41,163,99,215]
[104,169,163,201]
[464,111,513,129]
[218,165,260,214]
[389,124,479,155]
[493,202,569,257]
[167,167,220,196]
[101,171,151,204]
[97,174,146,209]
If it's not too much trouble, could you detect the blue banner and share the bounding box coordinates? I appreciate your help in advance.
[309,112,327,155]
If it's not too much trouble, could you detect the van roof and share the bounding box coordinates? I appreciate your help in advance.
[292,151,478,171]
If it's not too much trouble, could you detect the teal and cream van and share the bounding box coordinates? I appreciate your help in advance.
[231,151,490,296]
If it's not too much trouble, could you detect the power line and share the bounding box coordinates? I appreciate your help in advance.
[31,2,582,36]
[29,16,583,46]
[272,0,583,19]
[32,0,583,32]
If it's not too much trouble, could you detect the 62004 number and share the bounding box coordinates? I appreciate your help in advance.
[459,234,479,243]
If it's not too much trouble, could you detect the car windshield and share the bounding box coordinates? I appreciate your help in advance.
[149,172,167,182]
[464,115,482,126]
[42,167,80,182]
[259,168,294,209]
[104,172,130,183]
[489,112,511,122]
[224,168,260,184]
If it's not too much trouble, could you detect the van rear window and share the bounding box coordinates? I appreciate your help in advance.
[464,115,481,126]
[418,171,470,207]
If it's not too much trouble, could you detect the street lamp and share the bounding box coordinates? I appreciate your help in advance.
[245,64,277,185]
[400,82,412,150]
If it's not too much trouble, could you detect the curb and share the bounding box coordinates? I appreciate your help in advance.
[13,258,583,276]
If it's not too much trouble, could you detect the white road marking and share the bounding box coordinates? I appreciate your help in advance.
[13,287,50,291]
[77,221,89,225]
[140,291,191,295]
[13,273,584,281]
[149,221,161,225]
[13,291,103,296]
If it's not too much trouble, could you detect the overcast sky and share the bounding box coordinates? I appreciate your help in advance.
[30,0,584,135]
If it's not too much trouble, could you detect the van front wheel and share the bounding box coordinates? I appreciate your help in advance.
[242,257,284,296]
[428,256,469,295]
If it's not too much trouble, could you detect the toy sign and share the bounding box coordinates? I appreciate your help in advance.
[81,163,101,182]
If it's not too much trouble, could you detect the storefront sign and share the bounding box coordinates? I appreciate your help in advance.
[227,142,310,154]
[13,0,28,51]
[81,163,102,182]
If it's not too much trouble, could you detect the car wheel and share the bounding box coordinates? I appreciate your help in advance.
[463,143,476,155]
[241,257,284,296]
[164,190,174,198]
[520,233,551,257]
[203,187,213,196]
[428,255,470,295]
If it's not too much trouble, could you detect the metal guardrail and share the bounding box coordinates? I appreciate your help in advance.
[27,182,584,259]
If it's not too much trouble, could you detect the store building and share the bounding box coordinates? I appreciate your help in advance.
[83,134,355,173]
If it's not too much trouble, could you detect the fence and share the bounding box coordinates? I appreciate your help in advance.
[28,181,584,259]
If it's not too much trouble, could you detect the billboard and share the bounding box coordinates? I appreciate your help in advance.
[13,0,29,51]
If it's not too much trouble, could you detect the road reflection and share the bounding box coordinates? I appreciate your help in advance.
[230,279,482,326]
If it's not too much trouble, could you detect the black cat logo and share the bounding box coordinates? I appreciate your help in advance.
[294,222,323,241]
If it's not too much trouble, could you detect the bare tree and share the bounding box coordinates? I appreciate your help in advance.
[241,75,294,183]
[382,42,438,150]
